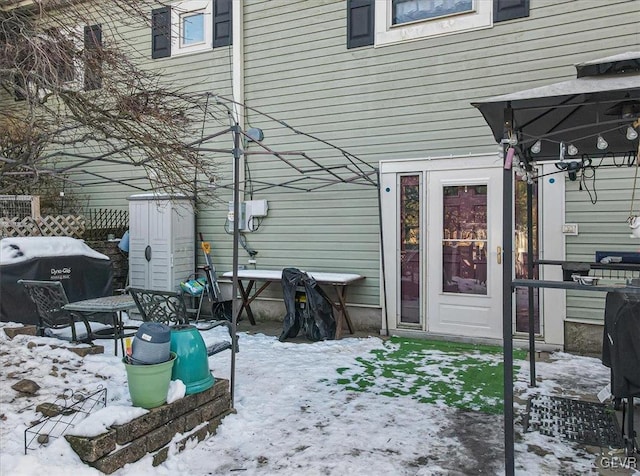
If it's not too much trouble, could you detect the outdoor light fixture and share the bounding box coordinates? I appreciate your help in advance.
[596,135,608,150]
[567,144,578,156]
[556,158,583,181]
[530,140,541,154]
[246,127,264,142]
[627,125,639,141]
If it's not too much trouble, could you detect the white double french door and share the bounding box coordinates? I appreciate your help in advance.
[381,156,504,340]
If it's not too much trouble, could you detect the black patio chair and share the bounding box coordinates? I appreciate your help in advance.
[18,279,98,344]
[127,287,237,355]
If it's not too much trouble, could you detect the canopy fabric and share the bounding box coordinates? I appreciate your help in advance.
[472,52,640,162]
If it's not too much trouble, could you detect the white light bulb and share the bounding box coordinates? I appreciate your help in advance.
[627,126,639,141]
[567,144,578,156]
[530,140,541,154]
[597,135,608,150]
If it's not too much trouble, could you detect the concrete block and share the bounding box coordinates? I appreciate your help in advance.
[3,325,37,338]
[146,418,185,453]
[114,405,169,445]
[65,430,116,463]
[92,440,148,475]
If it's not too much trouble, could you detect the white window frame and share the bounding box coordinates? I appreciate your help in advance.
[375,0,493,47]
[171,1,212,56]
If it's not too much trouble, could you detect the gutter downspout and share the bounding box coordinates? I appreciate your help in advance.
[232,0,245,192]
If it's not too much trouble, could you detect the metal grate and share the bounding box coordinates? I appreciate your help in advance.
[24,387,107,454]
[524,395,624,448]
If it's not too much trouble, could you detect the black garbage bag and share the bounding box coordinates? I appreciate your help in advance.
[279,268,336,342]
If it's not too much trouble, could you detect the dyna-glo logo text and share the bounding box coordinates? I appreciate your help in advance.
[50,267,71,279]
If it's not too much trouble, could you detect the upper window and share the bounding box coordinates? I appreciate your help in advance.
[172,1,212,55]
[392,0,474,26]
[347,0,529,49]
[180,11,206,47]
[376,0,491,46]
[152,1,231,59]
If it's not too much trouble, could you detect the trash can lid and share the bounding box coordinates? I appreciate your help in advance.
[135,322,171,343]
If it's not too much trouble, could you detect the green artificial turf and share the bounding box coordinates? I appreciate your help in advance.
[336,337,526,414]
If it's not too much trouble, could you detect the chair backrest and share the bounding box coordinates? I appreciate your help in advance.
[127,287,189,325]
[18,279,73,330]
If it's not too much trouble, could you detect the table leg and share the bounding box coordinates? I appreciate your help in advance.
[114,311,124,356]
[237,280,257,325]
[333,285,354,339]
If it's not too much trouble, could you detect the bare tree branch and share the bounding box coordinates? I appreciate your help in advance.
[0,0,220,199]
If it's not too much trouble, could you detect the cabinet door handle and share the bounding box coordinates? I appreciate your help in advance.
[144,245,152,262]
[497,246,502,265]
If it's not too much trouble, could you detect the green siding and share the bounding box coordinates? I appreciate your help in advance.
[5,0,638,317]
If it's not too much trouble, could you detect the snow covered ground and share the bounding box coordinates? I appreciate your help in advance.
[0,319,635,475]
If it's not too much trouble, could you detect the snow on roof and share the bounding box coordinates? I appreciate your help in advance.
[0,237,109,265]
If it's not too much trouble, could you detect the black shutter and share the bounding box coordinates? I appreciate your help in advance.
[84,24,102,91]
[347,0,374,49]
[152,7,171,59]
[494,0,529,23]
[213,0,232,48]
[14,74,26,101]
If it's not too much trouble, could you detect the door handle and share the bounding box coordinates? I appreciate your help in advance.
[497,246,502,265]
[144,245,152,262]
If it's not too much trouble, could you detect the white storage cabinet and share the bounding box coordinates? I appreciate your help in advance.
[128,194,194,292]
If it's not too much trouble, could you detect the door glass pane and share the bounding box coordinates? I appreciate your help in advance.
[400,175,420,323]
[515,180,540,333]
[442,185,487,295]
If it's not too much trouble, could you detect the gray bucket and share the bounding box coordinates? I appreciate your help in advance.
[131,322,171,365]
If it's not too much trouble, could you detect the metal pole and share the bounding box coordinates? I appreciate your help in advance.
[527,182,536,387]
[230,123,241,408]
[502,107,515,476]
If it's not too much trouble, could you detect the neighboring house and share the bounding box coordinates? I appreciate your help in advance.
[4,0,640,353]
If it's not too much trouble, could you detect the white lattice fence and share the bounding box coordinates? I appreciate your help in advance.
[0,215,86,238]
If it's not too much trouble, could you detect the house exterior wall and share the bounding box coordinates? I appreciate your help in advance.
[4,0,639,347]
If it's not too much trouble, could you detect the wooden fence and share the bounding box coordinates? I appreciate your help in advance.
[1,208,128,239]
[1,215,86,238]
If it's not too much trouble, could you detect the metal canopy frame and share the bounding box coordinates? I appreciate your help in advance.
[472,52,640,474]
[19,94,383,408]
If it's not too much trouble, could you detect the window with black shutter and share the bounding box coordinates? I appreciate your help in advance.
[347,0,374,49]
[14,74,26,101]
[84,24,102,91]
[152,7,171,59]
[494,0,529,23]
[213,0,232,48]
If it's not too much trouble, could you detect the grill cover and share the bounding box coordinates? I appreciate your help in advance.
[1,237,113,325]
[602,292,640,398]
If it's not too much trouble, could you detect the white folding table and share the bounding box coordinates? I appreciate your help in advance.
[222,269,365,338]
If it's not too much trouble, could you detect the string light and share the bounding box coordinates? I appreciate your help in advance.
[627,125,639,141]
[567,144,578,156]
[596,135,608,150]
[530,140,541,154]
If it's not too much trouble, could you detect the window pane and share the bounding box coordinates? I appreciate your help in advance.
[442,184,487,295]
[392,0,474,25]
[400,175,420,324]
[182,12,205,46]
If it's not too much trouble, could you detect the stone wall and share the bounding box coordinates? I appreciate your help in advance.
[564,321,604,357]
[65,379,233,474]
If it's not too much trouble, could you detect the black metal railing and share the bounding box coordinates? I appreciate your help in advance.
[83,208,128,240]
